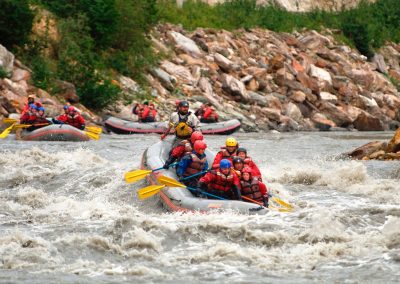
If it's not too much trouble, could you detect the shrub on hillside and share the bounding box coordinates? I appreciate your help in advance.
[0,0,33,48]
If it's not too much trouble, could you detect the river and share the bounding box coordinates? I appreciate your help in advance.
[1,132,399,283]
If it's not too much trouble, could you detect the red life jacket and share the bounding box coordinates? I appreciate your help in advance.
[207,169,236,192]
[183,153,207,177]
[240,177,263,201]
[66,114,85,129]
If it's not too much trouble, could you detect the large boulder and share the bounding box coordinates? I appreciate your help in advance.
[346,141,387,160]
[353,112,384,131]
[54,80,79,103]
[0,45,14,75]
[387,128,400,153]
[169,31,202,58]
[220,74,249,102]
[161,61,195,85]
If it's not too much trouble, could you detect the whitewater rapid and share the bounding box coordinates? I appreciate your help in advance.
[0,132,399,283]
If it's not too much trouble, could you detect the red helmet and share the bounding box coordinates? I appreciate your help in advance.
[242,166,252,174]
[190,131,203,144]
[175,99,181,106]
[193,140,207,152]
[68,106,76,113]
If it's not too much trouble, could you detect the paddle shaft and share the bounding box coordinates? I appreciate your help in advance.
[181,170,209,181]
[153,162,178,172]
[186,186,226,200]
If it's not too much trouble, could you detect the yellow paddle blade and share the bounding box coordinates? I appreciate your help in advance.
[271,196,293,209]
[138,185,165,200]
[269,205,292,213]
[84,131,100,140]
[124,169,153,183]
[85,126,102,134]
[2,118,18,124]
[0,123,16,139]
[157,175,185,188]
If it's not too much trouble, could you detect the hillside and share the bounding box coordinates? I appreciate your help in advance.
[1,0,400,131]
[177,0,375,12]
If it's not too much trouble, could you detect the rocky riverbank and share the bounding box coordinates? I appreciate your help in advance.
[1,23,400,132]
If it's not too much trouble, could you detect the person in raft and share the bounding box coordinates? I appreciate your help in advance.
[163,131,204,169]
[196,102,219,123]
[54,106,85,130]
[198,159,242,200]
[138,101,157,123]
[20,105,50,131]
[240,166,269,207]
[176,140,209,189]
[232,156,245,178]
[212,137,239,169]
[21,94,36,115]
[160,100,200,145]
[236,147,262,180]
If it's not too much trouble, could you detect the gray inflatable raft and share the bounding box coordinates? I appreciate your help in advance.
[141,140,268,214]
[105,116,241,135]
[21,124,90,141]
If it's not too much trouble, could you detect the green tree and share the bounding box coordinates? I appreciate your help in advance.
[0,0,34,48]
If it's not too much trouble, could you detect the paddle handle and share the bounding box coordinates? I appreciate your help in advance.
[181,170,209,181]
[186,186,226,200]
[152,162,178,172]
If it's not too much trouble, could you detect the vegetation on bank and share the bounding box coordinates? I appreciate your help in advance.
[0,0,399,109]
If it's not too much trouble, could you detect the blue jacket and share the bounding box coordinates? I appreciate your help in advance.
[177,151,208,177]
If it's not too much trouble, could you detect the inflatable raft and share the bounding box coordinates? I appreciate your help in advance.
[20,124,90,142]
[140,140,268,214]
[104,116,241,135]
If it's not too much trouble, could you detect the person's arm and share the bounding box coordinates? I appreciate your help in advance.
[232,174,242,200]
[212,152,222,169]
[176,155,192,178]
[141,107,150,120]
[203,108,212,119]
[161,114,175,140]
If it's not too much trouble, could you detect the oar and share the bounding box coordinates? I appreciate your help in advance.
[269,194,293,209]
[13,123,51,128]
[242,195,291,212]
[0,123,16,139]
[138,185,166,200]
[181,170,209,181]
[83,130,100,140]
[85,126,102,134]
[2,118,18,124]
[124,162,179,184]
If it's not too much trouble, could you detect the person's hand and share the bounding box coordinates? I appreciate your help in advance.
[262,195,269,207]
[160,133,167,140]
[178,175,184,182]
[163,164,169,169]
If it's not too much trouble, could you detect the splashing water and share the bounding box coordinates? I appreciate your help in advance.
[0,132,399,283]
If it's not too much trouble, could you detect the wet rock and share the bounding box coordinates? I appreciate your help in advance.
[387,128,400,153]
[346,141,387,160]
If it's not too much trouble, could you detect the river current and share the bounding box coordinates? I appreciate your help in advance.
[0,132,399,283]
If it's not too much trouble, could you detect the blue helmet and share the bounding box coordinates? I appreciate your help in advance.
[29,104,37,110]
[63,105,69,110]
[220,159,231,169]
[38,107,45,112]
